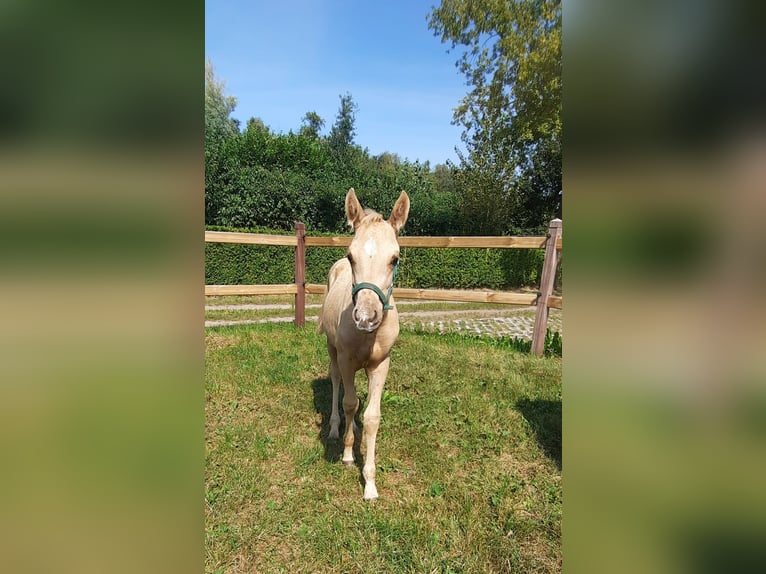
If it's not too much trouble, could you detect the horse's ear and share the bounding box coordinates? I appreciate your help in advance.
[388,191,410,235]
[345,188,364,229]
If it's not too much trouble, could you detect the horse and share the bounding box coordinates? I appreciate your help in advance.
[317,188,410,500]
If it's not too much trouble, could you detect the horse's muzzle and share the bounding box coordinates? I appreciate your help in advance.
[352,301,381,332]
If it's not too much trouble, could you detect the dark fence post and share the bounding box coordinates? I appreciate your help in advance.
[531,219,562,355]
[294,222,306,327]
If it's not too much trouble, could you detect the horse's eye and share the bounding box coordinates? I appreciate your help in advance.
[391,256,399,266]
[347,253,353,264]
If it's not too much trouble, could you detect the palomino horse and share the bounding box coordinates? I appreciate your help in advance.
[317,188,409,500]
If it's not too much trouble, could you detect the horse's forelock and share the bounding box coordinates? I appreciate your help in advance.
[362,207,383,223]
[358,209,385,227]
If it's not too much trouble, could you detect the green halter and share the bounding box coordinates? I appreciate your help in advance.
[352,263,399,311]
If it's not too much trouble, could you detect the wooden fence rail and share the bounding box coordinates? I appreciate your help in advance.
[205,231,563,250]
[205,220,562,354]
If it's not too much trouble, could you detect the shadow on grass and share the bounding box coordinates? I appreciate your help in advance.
[311,377,364,484]
[516,398,562,470]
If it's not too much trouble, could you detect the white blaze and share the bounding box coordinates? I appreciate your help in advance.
[364,237,377,257]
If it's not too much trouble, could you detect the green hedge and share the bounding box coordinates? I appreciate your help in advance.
[398,247,542,290]
[205,226,544,289]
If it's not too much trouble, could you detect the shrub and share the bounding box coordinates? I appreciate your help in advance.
[398,247,542,290]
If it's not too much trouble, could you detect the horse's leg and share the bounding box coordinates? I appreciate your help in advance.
[361,356,390,500]
[327,344,342,440]
[339,357,358,465]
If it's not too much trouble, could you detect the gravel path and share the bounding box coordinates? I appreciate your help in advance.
[204,300,468,311]
[205,305,562,341]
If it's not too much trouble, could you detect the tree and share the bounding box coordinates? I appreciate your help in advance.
[205,60,238,151]
[205,60,239,223]
[428,0,561,233]
[376,152,401,174]
[328,92,358,153]
[300,111,325,139]
[432,163,456,194]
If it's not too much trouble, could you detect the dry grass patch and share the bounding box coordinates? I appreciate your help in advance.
[205,333,240,351]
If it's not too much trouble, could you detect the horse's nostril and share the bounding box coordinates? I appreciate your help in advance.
[371,310,378,321]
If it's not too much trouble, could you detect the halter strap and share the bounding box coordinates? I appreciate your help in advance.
[351,263,398,311]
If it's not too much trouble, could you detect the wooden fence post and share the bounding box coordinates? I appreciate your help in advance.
[294,222,306,327]
[531,219,562,355]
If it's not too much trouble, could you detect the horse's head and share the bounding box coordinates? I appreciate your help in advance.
[345,188,410,332]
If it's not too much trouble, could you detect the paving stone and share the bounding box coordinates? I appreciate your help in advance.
[400,309,562,341]
[205,306,562,342]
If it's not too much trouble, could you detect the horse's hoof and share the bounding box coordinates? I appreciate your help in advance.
[342,459,355,466]
[364,486,378,500]
[363,483,379,500]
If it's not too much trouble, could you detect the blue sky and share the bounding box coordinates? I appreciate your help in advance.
[205,0,468,166]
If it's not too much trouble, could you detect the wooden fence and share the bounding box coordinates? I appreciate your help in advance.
[205,219,562,354]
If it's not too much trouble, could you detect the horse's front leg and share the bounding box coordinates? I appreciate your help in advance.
[338,357,359,466]
[362,356,390,500]
[327,345,342,440]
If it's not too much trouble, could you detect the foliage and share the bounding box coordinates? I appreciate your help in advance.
[200,70,561,237]
[203,86,475,236]
[504,329,563,357]
[398,245,542,289]
[204,226,343,286]
[545,329,563,356]
[428,0,562,234]
[299,111,324,140]
[328,92,358,155]
[205,60,239,224]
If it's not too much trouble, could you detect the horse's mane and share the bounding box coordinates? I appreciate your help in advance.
[359,209,384,226]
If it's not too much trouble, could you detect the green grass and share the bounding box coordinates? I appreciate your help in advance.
[205,307,310,322]
[205,294,326,306]
[206,323,561,573]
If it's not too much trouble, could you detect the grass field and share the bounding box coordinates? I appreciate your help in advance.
[205,323,562,573]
